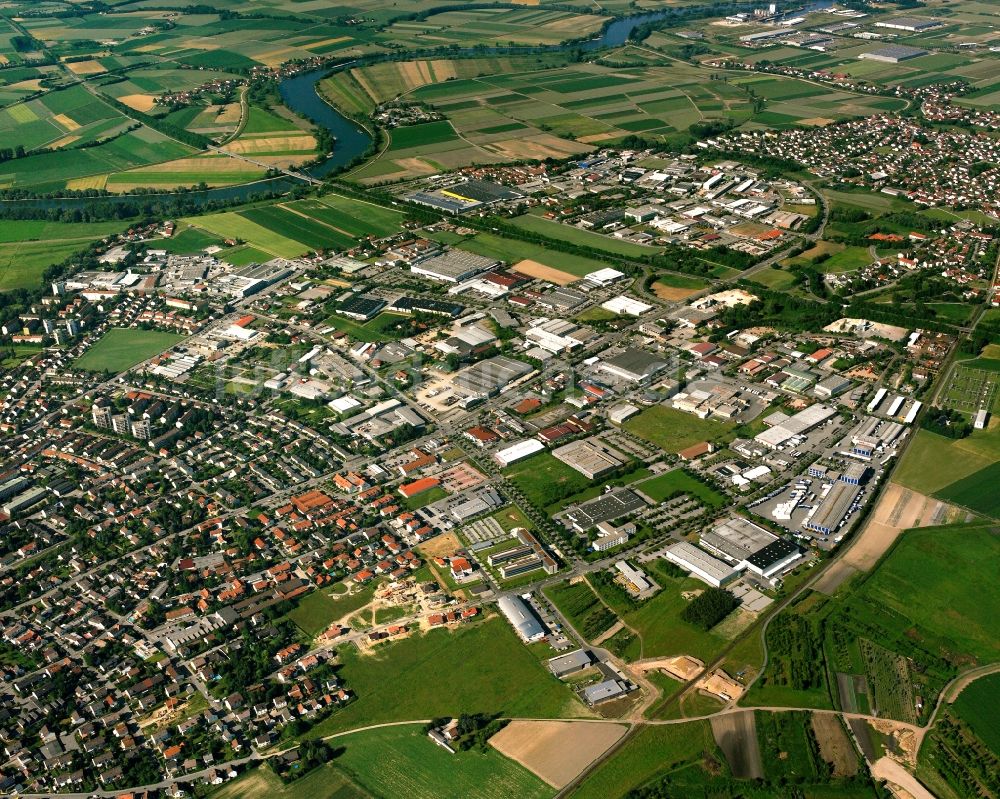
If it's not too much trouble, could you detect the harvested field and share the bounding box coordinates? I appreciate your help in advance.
[711,710,762,779]
[814,483,939,595]
[222,134,317,154]
[215,103,242,124]
[486,135,589,160]
[50,135,80,148]
[489,720,627,788]
[119,94,156,112]
[652,281,699,301]
[798,116,835,126]
[65,59,106,75]
[811,712,857,777]
[66,175,108,190]
[512,258,578,286]
[52,113,79,131]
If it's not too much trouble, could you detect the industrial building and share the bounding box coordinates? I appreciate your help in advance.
[563,487,646,531]
[597,349,669,383]
[498,595,547,642]
[874,16,941,31]
[336,294,386,321]
[804,482,861,536]
[743,539,805,580]
[700,517,778,565]
[494,438,545,468]
[410,250,499,283]
[551,439,627,480]
[664,541,738,587]
[389,296,464,318]
[454,355,533,398]
[754,404,836,449]
[548,649,594,678]
[859,45,929,63]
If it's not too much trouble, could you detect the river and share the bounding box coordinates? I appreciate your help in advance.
[0,1,830,213]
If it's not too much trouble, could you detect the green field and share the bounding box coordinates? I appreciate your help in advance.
[892,429,997,495]
[73,328,185,372]
[322,312,416,343]
[952,672,1000,756]
[570,722,719,799]
[544,580,617,641]
[623,405,737,453]
[504,451,592,509]
[0,220,127,291]
[184,212,311,259]
[935,461,1000,518]
[210,763,369,799]
[510,214,658,258]
[601,566,730,663]
[635,469,726,508]
[306,618,588,738]
[335,725,553,799]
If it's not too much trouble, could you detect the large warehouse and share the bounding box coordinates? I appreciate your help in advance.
[495,438,545,468]
[664,541,738,588]
[754,404,836,450]
[552,438,627,479]
[498,595,547,642]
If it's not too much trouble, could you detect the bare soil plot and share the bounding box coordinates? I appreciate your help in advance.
[870,757,935,799]
[512,258,578,285]
[631,655,703,681]
[652,281,699,301]
[65,59,106,75]
[811,712,857,777]
[489,720,627,788]
[711,710,763,779]
[417,531,463,559]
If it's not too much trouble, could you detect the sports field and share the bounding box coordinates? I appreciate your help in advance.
[73,328,185,373]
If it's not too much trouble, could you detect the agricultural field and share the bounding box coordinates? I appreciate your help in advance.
[0,219,127,291]
[891,428,999,495]
[623,405,737,453]
[209,762,370,799]
[305,617,590,738]
[378,7,605,49]
[952,673,1000,756]
[934,461,1000,519]
[751,522,1000,720]
[569,721,721,799]
[335,725,553,799]
[72,328,185,373]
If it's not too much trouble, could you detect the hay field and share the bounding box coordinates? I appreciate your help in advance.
[490,721,627,788]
